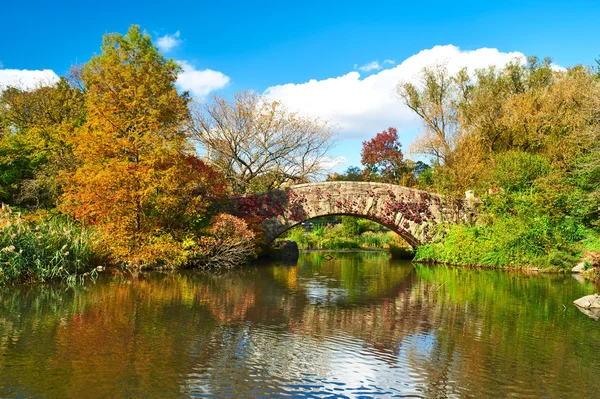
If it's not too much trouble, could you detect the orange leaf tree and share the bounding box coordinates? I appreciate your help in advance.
[60,25,227,266]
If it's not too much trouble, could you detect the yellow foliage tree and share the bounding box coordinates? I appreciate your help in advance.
[60,25,227,266]
[399,58,600,196]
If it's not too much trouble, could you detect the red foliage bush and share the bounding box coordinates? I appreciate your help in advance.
[193,213,256,269]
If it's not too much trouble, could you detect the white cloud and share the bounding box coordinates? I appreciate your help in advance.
[356,61,382,72]
[265,45,527,142]
[319,156,347,172]
[383,59,396,65]
[176,61,230,98]
[0,68,59,91]
[156,31,182,53]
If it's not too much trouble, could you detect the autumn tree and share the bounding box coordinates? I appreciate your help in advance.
[401,56,600,227]
[189,91,336,193]
[60,25,227,266]
[361,127,412,184]
[456,57,585,159]
[397,59,582,194]
[0,76,85,206]
[397,64,489,193]
[455,58,600,209]
[398,64,464,168]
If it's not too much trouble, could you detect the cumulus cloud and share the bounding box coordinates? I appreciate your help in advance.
[0,68,59,91]
[176,61,230,98]
[265,45,527,141]
[156,31,182,53]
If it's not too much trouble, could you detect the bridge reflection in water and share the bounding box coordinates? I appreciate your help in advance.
[0,252,599,398]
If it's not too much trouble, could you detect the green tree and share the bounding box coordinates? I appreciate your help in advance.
[0,76,85,206]
[327,166,365,182]
[342,216,359,238]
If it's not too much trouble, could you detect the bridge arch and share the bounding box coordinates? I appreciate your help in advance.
[230,182,466,248]
[271,212,422,248]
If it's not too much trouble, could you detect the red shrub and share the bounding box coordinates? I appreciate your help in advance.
[193,214,256,269]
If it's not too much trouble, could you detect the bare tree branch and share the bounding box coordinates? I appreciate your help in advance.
[188,91,336,193]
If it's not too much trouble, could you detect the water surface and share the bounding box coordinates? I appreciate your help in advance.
[1,252,599,398]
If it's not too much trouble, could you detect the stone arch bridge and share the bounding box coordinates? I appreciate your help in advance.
[229,182,475,248]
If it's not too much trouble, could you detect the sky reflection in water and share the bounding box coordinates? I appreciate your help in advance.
[0,252,599,398]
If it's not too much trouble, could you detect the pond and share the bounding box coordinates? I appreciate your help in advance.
[1,252,599,398]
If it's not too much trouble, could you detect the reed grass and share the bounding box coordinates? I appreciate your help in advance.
[0,205,104,284]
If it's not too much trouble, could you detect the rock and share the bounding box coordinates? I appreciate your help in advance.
[573,294,600,309]
[572,262,586,273]
[279,240,299,264]
[575,306,600,321]
[572,252,600,273]
[265,240,299,265]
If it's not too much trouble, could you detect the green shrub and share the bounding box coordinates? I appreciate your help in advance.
[414,242,443,262]
[284,226,308,248]
[342,216,359,237]
[319,237,361,250]
[359,231,393,248]
[356,218,385,234]
[312,224,326,238]
[489,150,550,192]
[582,232,600,252]
[414,215,579,269]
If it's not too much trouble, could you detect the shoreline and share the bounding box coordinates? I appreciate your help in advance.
[299,248,391,253]
[411,259,563,274]
[298,250,578,276]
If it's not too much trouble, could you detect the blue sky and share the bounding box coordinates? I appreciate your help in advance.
[1,0,599,171]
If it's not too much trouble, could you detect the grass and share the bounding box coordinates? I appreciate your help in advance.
[582,232,600,252]
[0,205,105,285]
[359,231,394,248]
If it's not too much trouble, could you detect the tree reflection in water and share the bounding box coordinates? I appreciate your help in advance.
[0,252,599,398]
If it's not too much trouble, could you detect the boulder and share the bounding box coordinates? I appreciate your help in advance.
[265,240,299,265]
[572,262,586,273]
[573,294,600,309]
[280,240,299,264]
[572,252,600,273]
[575,307,600,321]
